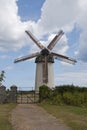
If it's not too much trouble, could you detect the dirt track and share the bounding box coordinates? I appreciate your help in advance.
[11,104,71,130]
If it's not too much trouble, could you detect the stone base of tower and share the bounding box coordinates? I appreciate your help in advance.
[35,62,54,93]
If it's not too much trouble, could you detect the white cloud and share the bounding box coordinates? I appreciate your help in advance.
[0,0,87,63]
[74,0,87,62]
[38,0,80,33]
[52,34,69,55]
[55,71,87,87]
[76,30,87,62]
[37,0,87,62]
[0,0,29,51]
[0,55,10,59]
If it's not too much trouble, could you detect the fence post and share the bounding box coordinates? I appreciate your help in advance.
[0,85,6,104]
[10,85,17,103]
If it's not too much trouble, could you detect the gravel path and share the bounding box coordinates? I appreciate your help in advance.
[11,104,71,130]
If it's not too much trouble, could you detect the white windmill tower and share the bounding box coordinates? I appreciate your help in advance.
[14,30,77,92]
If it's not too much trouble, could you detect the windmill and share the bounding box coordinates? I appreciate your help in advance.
[14,30,77,92]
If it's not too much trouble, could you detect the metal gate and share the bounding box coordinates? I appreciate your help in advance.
[17,88,39,104]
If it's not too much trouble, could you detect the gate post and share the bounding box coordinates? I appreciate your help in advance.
[10,85,17,103]
[0,85,6,104]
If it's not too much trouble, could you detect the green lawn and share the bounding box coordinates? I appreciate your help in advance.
[0,103,17,130]
[39,103,87,130]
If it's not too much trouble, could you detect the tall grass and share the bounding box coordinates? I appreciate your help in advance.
[0,103,16,130]
[39,85,87,129]
[39,103,87,130]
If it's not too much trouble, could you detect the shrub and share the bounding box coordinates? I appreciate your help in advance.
[39,85,87,107]
[39,85,52,102]
[51,94,63,105]
[63,92,87,106]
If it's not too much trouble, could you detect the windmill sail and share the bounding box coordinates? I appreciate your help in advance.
[47,30,64,50]
[25,30,45,50]
[51,52,77,64]
[14,52,40,63]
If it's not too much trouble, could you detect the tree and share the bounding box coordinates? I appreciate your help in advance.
[0,70,5,86]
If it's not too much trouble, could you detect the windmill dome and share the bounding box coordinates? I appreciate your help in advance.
[41,48,50,56]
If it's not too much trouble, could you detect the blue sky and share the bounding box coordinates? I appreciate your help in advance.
[0,0,87,90]
[17,0,45,21]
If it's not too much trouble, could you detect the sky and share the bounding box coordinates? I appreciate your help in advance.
[0,0,87,90]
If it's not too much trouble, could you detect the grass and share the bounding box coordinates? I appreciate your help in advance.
[39,102,87,130]
[0,103,17,130]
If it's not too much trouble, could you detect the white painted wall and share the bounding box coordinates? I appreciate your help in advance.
[35,62,54,92]
[47,63,54,88]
